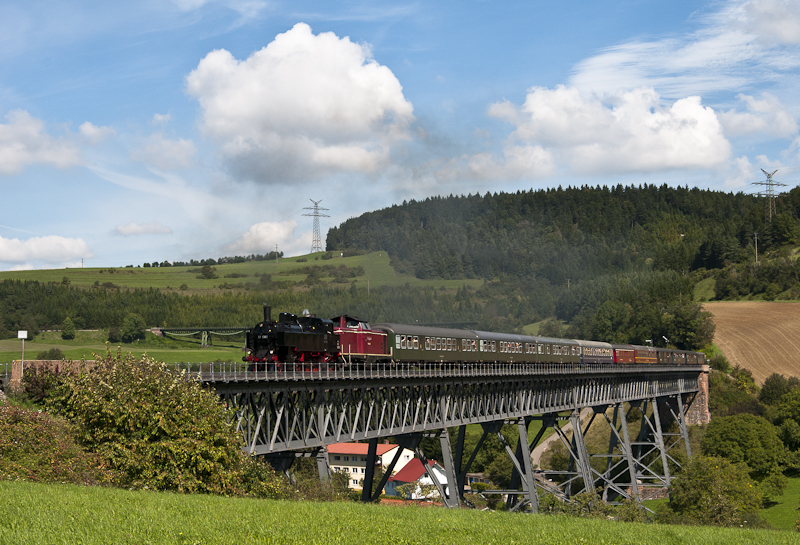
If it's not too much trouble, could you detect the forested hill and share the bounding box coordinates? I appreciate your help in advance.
[326,184,800,284]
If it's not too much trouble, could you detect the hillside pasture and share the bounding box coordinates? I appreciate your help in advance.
[0,252,484,293]
[703,302,800,384]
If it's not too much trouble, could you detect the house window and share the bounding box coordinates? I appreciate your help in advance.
[334,466,341,472]
[334,455,340,461]
[352,479,358,485]
[361,468,365,473]
[344,456,349,461]
[361,457,367,462]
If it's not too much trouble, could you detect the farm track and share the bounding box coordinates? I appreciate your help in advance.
[703,302,800,384]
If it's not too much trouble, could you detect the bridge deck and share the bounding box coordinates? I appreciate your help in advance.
[187,361,703,384]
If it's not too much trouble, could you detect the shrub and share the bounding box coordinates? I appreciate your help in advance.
[22,363,67,404]
[107,327,122,343]
[0,400,107,485]
[47,349,244,494]
[36,348,64,360]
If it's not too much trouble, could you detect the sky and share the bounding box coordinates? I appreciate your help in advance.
[1,0,799,271]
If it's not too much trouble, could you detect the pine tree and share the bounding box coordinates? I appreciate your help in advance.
[61,316,76,340]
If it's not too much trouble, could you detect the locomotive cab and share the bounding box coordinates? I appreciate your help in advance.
[332,315,389,363]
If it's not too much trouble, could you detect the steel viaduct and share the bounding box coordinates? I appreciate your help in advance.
[197,361,709,513]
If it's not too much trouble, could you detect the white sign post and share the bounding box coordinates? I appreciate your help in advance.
[18,330,26,382]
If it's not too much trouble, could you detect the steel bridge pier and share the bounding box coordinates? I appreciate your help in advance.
[208,365,702,512]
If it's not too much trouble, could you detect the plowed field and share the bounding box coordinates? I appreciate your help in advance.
[703,302,800,384]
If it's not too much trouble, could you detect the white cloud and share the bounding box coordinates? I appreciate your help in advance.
[172,0,268,19]
[570,0,800,100]
[0,234,92,264]
[186,22,415,183]
[722,155,756,189]
[718,92,798,137]
[488,86,731,175]
[0,109,81,174]
[152,113,172,124]
[741,0,800,44]
[79,121,116,144]
[114,221,173,237]
[224,220,298,254]
[130,133,196,170]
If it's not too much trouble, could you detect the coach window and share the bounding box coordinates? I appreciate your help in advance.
[413,336,419,349]
[400,335,406,349]
[395,337,401,350]
[546,345,550,355]
[492,341,496,352]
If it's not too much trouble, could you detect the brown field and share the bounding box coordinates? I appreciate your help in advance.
[703,302,800,384]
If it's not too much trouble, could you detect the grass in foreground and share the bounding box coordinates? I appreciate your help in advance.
[0,481,796,545]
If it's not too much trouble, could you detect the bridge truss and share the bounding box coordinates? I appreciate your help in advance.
[209,364,701,512]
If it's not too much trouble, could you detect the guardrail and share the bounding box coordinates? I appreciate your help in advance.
[159,361,704,383]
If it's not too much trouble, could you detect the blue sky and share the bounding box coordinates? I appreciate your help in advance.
[1,0,799,270]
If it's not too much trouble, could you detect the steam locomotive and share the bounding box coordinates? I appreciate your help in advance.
[243,306,706,369]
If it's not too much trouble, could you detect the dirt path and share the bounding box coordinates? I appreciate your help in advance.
[703,301,800,384]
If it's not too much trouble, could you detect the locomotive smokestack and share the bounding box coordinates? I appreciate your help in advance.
[263,304,272,322]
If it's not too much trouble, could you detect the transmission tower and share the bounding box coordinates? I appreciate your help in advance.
[302,199,330,253]
[753,168,785,223]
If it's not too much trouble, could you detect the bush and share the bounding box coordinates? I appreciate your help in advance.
[61,317,75,340]
[668,456,763,527]
[35,348,64,360]
[107,327,122,343]
[47,349,244,494]
[0,400,107,484]
[22,363,67,404]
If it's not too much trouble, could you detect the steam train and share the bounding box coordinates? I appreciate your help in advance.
[243,306,706,369]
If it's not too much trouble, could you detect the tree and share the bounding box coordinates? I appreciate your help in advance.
[61,317,75,340]
[669,456,763,527]
[121,313,147,343]
[759,373,794,406]
[700,413,785,481]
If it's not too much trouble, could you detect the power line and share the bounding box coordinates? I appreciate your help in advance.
[302,199,330,253]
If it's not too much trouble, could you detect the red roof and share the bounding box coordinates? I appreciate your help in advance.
[327,442,398,456]
[388,458,436,482]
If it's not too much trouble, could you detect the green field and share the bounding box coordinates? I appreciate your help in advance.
[0,251,484,293]
[0,481,796,545]
[0,329,243,365]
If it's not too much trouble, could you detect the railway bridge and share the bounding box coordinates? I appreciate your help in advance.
[199,361,709,513]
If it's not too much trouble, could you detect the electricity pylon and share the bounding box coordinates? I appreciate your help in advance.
[753,169,785,223]
[303,199,330,254]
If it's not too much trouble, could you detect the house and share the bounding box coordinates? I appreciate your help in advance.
[327,442,415,490]
[385,458,449,499]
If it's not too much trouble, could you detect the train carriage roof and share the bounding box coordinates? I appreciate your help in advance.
[573,339,613,349]
[469,330,537,343]
[372,323,480,339]
[535,336,579,345]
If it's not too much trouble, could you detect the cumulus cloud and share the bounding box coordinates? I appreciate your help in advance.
[79,121,116,144]
[719,92,798,137]
[186,23,414,183]
[114,221,173,237]
[224,221,298,254]
[0,109,81,175]
[0,234,92,264]
[130,133,196,170]
[487,86,731,175]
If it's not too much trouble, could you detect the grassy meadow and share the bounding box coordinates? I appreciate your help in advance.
[0,328,244,365]
[1,480,797,545]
